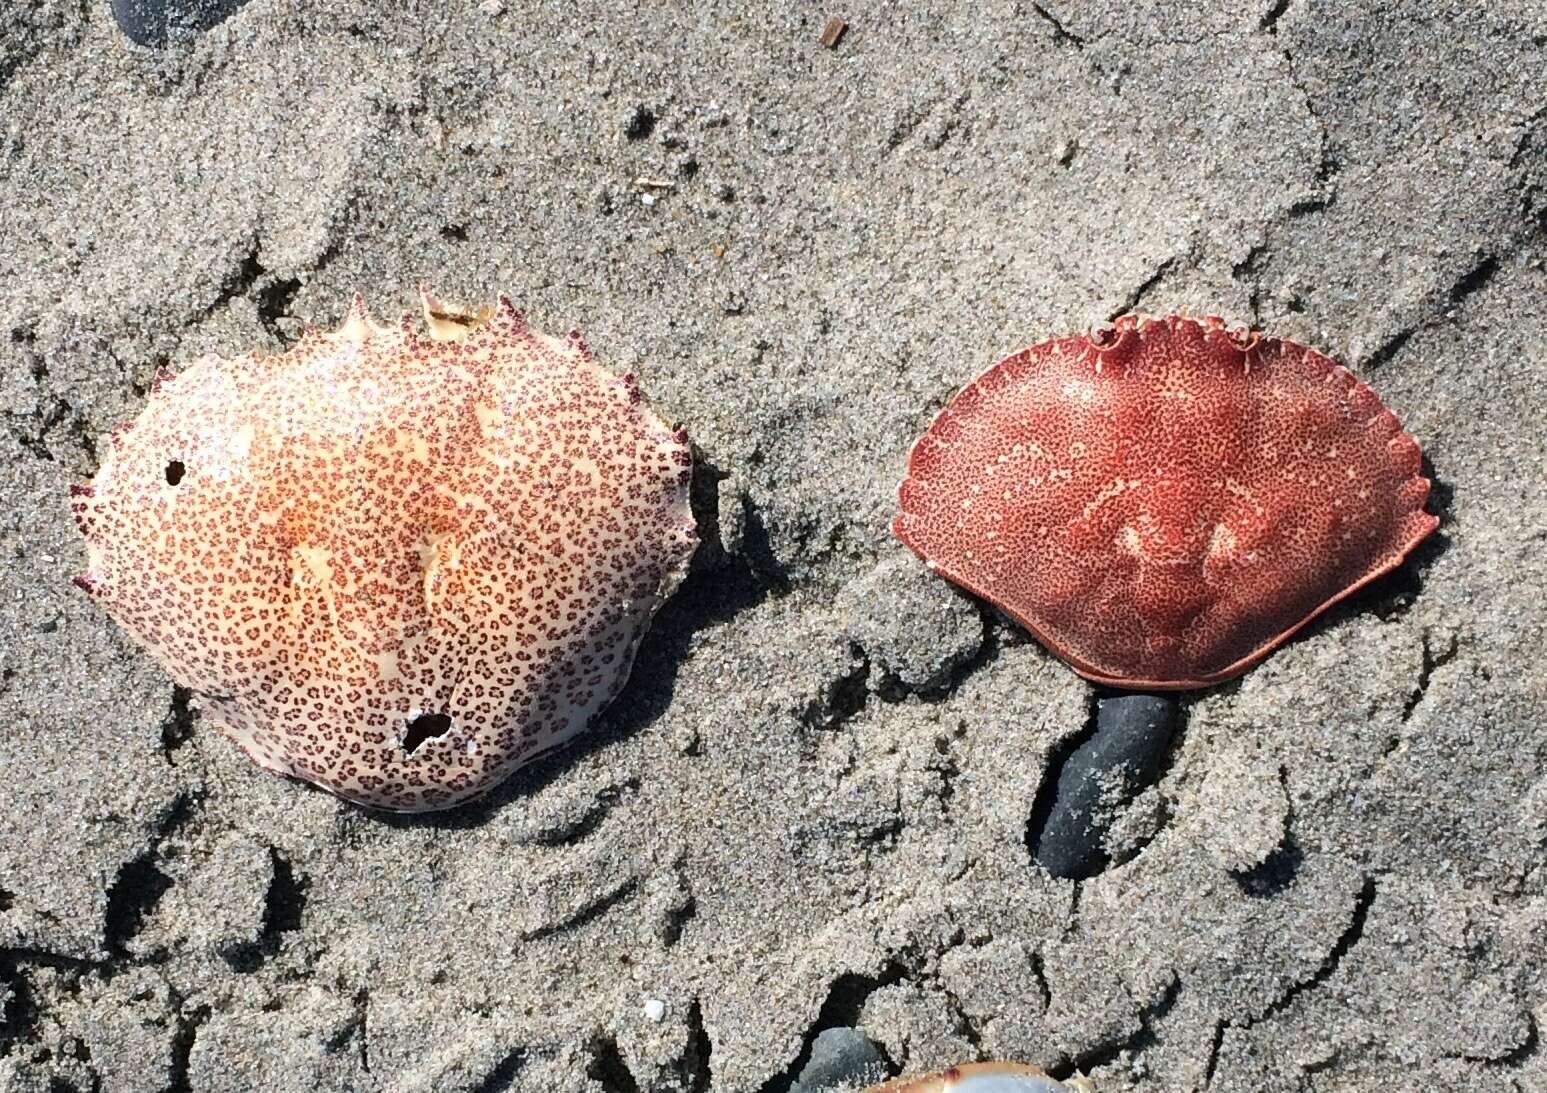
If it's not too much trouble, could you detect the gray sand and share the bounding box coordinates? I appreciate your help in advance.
[2,2,1546,1090]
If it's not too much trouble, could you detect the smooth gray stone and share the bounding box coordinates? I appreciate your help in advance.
[791,1027,886,1092]
[1031,694,1178,880]
[110,0,253,46]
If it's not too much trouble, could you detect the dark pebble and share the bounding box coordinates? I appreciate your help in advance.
[790,1027,886,1093]
[1030,693,1178,880]
[110,0,253,47]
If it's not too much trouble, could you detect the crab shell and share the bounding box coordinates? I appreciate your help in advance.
[865,1061,1095,1092]
[893,314,1438,689]
[72,289,696,812]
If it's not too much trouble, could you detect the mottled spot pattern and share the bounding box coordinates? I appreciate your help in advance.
[73,291,696,811]
[893,314,1438,689]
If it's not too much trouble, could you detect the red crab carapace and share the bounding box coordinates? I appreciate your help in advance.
[893,314,1438,689]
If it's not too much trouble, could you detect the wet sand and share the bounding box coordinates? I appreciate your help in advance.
[2,2,1545,1090]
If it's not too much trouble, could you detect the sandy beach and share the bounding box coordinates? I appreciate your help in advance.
[2,2,1546,1090]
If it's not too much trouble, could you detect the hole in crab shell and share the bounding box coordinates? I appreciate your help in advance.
[402,712,453,755]
[164,460,186,485]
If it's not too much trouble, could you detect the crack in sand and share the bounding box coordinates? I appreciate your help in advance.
[1399,629,1461,726]
[1030,4,1087,49]
[1203,876,1376,1085]
[103,794,200,958]
[1055,973,1181,1082]
[166,994,212,1093]
[1362,255,1500,372]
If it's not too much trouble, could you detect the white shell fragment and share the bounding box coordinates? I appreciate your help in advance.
[866,1061,1096,1092]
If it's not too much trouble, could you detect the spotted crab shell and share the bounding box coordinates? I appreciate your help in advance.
[893,314,1438,689]
[72,289,696,811]
[865,1061,1094,1092]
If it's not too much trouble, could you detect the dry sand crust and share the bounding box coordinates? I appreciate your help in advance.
[1,2,1545,1091]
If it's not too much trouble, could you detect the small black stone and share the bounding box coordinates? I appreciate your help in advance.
[1030,693,1178,880]
[110,0,253,47]
[790,1027,886,1093]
